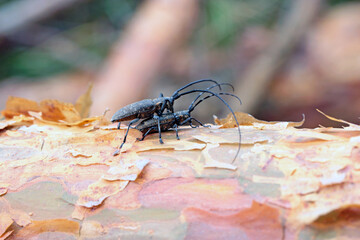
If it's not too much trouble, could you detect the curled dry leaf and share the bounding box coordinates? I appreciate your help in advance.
[1,84,99,126]
[75,82,93,118]
[214,112,305,128]
[2,97,82,123]
[1,96,40,119]
[317,109,360,130]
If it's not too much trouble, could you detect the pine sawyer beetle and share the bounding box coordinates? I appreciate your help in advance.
[135,87,242,162]
[111,79,223,155]
[134,82,235,136]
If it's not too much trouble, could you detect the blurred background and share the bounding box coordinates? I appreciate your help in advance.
[0,0,359,127]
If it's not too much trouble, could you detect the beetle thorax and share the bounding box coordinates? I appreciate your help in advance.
[175,110,190,122]
[152,97,171,110]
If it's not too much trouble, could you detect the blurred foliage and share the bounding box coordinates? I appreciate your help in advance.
[0,0,357,80]
[0,0,141,79]
[329,0,360,5]
[1,49,70,79]
[0,0,13,5]
[199,0,286,47]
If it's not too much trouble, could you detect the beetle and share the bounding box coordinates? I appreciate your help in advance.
[136,92,241,138]
[135,82,238,137]
[134,89,242,162]
[111,79,223,154]
[111,79,222,126]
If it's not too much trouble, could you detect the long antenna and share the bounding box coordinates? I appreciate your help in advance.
[176,89,241,163]
[189,92,242,113]
[172,79,221,97]
[188,83,235,111]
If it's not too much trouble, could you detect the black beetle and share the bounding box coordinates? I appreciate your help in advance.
[134,88,242,162]
[110,79,222,124]
[111,79,223,154]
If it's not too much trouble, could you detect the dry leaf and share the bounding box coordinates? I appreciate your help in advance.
[317,109,360,130]
[214,112,304,128]
[75,83,93,118]
[1,96,40,119]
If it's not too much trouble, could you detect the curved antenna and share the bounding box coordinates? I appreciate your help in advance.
[172,79,222,98]
[188,83,235,112]
[176,89,241,163]
[189,92,242,113]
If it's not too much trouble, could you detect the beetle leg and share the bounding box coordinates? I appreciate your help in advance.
[173,123,180,140]
[168,99,174,113]
[137,127,156,141]
[189,119,197,128]
[113,118,140,156]
[164,100,173,114]
[190,124,198,128]
[117,122,121,129]
[179,117,204,128]
[159,98,167,114]
[179,117,192,126]
[121,118,140,148]
[156,116,164,144]
[190,117,209,127]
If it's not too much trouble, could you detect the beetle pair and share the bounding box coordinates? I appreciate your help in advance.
[111,79,241,161]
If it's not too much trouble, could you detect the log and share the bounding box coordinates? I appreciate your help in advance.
[0,95,359,239]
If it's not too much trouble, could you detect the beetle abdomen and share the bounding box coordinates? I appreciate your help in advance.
[135,113,177,133]
[111,99,156,122]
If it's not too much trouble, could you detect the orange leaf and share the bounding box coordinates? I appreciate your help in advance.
[1,96,40,119]
[75,83,93,118]
[39,99,81,122]
[214,112,304,128]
